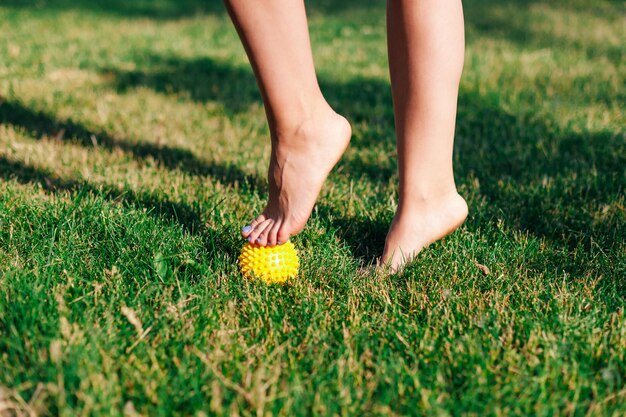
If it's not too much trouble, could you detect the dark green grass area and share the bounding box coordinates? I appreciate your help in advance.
[1,0,625,415]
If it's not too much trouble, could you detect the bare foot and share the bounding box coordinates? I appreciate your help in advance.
[241,107,351,246]
[381,191,468,272]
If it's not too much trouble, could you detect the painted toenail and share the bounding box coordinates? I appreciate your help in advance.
[242,225,252,233]
[277,240,282,245]
[255,238,261,243]
[247,236,253,242]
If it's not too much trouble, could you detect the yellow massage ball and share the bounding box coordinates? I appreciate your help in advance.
[238,241,299,284]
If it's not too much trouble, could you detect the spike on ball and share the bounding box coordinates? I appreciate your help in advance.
[238,241,299,284]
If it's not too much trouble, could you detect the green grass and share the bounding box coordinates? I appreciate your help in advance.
[0,0,624,415]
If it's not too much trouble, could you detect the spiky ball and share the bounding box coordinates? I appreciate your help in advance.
[238,241,299,284]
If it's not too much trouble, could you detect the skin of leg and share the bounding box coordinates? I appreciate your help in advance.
[225,0,351,246]
[382,0,469,270]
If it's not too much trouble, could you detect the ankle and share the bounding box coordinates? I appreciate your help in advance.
[398,186,462,211]
[269,99,333,141]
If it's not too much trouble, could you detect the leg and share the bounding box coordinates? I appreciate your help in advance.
[382,0,468,270]
[225,0,351,246]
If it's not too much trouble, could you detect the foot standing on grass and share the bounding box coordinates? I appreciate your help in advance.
[228,0,468,271]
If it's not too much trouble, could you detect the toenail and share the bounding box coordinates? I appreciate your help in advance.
[277,240,282,245]
[242,225,252,233]
[247,236,253,242]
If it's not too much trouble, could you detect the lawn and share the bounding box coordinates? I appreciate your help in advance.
[0,0,624,415]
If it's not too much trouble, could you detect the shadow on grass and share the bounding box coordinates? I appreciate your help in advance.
[0,99,264,193]
[103,56,261,116]
[0,155,201,232]
[103,53,395,128]
[0,155,240,260]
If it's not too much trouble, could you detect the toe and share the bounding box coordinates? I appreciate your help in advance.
[276,224,291,245]
[266,221,282,246]
[241,224,253,237]
[255,222,273,246]
[242,214,266,238]
[248,219,273,244]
